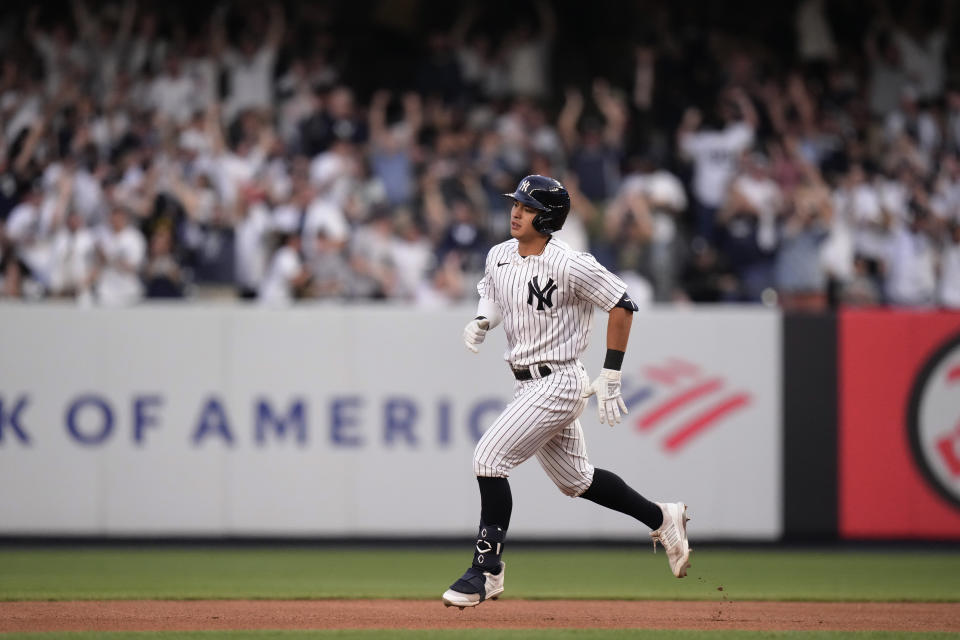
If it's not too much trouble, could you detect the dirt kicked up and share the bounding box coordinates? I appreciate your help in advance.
[1,600,959,633]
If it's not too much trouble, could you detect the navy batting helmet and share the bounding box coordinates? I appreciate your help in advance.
[503,175,571,235]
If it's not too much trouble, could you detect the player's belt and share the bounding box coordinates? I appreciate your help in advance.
[511,364,552,380]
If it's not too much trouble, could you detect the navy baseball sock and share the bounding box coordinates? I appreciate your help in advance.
[580,468,664,530]
[473,477,511,574]
[470,523,505,574]
[477,476,512,531]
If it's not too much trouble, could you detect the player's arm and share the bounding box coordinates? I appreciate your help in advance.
[463,256,502,354]
[567,252,638,423]
[606,305,633,354]
[583,292,638,425]
[464,296,502,354]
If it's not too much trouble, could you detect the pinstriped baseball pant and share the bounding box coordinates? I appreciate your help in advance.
[473,360,596,497]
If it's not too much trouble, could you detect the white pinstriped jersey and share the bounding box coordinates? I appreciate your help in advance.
[477,237,627,367]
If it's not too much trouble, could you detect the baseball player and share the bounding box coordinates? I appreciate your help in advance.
[442,175,691,609]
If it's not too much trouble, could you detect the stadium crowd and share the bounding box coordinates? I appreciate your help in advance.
[1,0,959,309]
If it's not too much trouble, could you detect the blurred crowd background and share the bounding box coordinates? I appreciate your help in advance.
[2,0,960,309]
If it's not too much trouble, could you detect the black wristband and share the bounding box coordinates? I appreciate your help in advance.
[603,349,625,371]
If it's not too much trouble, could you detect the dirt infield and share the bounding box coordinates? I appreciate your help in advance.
[1,600,959,633]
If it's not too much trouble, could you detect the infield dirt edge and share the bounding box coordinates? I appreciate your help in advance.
[1,599,959,633]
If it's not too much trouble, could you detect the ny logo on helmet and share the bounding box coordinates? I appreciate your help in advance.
[527,276,558,310]
[519,179,531,193]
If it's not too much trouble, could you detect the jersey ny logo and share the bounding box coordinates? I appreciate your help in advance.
[526,276,558,310]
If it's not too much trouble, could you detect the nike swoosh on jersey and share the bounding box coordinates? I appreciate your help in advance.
[497,261,509,267]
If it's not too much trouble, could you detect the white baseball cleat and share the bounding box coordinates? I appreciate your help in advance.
[442,562,505,609]
[650,502,692,578]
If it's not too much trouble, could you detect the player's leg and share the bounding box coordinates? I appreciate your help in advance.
[466,474,512,577]
[534,417,659,523]
[536,419,692,578]
[583,468,693,578]
[473,373,586,479]
[441,498,508,610]
[581,468,663,529]
[443,370,583,608]
[533,418,595,497]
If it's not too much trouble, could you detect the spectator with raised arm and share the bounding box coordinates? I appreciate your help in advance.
[558,80,627,205]
[716,151,784,302]
[775,163,833,312]
[501,0,556,100]
[677,87,757,245]
[213,2,285,122]
[368,91,422,208]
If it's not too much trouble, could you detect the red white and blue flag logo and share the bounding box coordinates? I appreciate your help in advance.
[623,357,752,452]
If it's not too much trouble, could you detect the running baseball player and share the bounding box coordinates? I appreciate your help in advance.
[442,175,691,609]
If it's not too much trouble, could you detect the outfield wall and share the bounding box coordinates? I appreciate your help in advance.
[838,311,960,539]
[1,305,959,541]
[0,305,780,540]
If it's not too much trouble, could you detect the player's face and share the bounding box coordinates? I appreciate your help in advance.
[509,201,541,241]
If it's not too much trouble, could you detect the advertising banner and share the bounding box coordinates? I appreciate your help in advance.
[0,305,781,540]
[839,310,960,539]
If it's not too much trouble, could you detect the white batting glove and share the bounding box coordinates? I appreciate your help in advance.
[463,317,490,353]
[582,368,629,425]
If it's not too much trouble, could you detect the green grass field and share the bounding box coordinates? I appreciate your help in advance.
[1,547,958,640]
[1,547,958,601]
